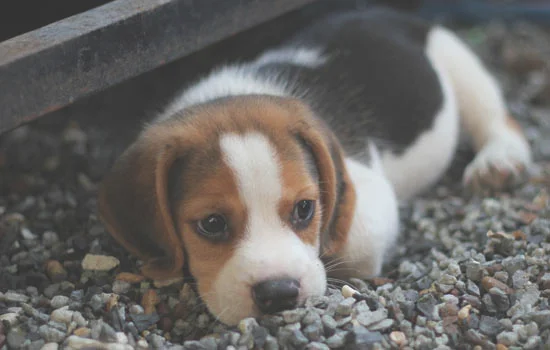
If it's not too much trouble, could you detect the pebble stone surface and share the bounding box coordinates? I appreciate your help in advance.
[1,20,550,350]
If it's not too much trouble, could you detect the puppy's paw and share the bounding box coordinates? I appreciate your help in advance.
[463,129,532,193]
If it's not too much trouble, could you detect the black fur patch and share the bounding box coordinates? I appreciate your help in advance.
[257,7,444,159]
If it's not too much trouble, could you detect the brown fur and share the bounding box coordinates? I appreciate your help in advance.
[98,123,192,280]
[322,132,357,256]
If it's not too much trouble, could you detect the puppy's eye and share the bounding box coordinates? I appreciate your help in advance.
[196,214,228,240]
[291,200,315,230]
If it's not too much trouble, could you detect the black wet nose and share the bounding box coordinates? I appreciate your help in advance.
[252,278,300,314]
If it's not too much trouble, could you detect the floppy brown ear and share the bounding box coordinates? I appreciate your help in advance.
[98,124,187,280]
[292,112,357,257]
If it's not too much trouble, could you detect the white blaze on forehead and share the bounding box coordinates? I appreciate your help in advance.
[219,132,282,215]
[219,131,321,269]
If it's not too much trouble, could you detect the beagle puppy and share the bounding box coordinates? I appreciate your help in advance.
[98,8,532,325]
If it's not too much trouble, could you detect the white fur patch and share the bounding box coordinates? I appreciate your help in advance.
[255,47,328,68]
[426,26,506,149]
[327,147,399,280]
[210,133,326,325]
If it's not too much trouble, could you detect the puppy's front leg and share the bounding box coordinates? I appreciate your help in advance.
[326,148,400,280]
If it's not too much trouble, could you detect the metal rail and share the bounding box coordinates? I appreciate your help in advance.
[0,0,317,134]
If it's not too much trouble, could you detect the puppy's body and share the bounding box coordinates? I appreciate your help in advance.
[163,10,456,198]
[99,8,532,325]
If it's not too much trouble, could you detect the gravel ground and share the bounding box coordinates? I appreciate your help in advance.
[1,18,550,350]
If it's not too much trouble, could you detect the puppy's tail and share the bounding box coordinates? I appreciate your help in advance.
[367,140,385,176]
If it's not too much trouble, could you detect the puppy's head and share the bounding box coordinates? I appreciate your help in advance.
[98,96,355,325]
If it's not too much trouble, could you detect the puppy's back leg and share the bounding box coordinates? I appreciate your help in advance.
[426,26,532,192]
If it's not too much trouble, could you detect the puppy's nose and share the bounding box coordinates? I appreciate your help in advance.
[252,278,300,314]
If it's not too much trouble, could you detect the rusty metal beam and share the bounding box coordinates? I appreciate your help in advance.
[0,0,317,134]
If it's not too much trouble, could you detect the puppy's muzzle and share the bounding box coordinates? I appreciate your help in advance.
[252,278,300,314]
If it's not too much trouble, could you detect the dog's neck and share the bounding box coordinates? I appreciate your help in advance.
[157,47,329,122]
[157,64,288,122]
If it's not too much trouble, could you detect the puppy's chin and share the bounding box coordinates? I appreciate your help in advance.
[201,256,327,326]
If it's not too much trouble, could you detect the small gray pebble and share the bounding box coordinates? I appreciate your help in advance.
[150,334,167,349]
[357,308,388,328]
[112,280,132,294]
[306,295,329,308]
[489,287,510,311]
[260,315,283,334]
[336,297,355,316]
[183,340,206,350]
[290,329,309,347]
[303,324,322,341]
[88,294,105,312]
[466,262,483,282]
[238,317,259,334]
[229,331,240,346]
[439,274,457,285]
[354,324,384,346]
[524,335,542,349]
[336,316,352,327]
[482,294,498,314]
[28,339,46,350]
[416,294,439,320]
[305,342,330,350]
[496,331,518,346]
[321,315,337,336]
[44,283,61,299]
[302,310,321,325]
[129,313,160,333]
[4,291,30,303]
[512,270,530,289]
[197,313,210,328]
[282,308,306,324]
[479,315,502,336]
[264,335,279,350]
[130,304,145,315]
[520,285,541,306]
[50,295,70,309]
[494,271,509,283]
[518,322,539,340]
[7,327,27,348]
[26,286,39,297]
[499,318,513,331]
[38,324,65,343]
[325,330,348,348]
[413,334,435,350]
[70,290,84,302]
[277,326,308,348]
[251,326,269,348]
[466,280,481,296]
[72,311,87,327]
[502,255,527,275]
[42,231,59,247]
[100,322,118,342]
[368,319,394,331]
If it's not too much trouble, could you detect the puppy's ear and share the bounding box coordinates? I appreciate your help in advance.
[98,123,188,280]
[291,107,357,257]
